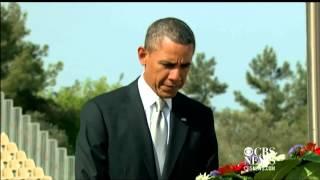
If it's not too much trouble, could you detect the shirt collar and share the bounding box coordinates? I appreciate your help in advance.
[138,74,172,111]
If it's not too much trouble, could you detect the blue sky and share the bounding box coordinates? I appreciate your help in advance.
[18,2,306,110]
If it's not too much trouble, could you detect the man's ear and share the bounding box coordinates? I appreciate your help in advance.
[138,47,147,65]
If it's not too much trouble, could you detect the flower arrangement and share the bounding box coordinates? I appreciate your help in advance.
[196,142,320,180]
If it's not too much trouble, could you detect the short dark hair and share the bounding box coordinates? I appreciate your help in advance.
[144,17,196,52]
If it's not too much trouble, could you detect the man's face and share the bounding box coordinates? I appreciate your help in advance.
[138,36,194,98]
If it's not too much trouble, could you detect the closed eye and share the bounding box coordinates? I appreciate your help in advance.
[181,63,191,69]
[160,61,176,69]
[159,61,191,69]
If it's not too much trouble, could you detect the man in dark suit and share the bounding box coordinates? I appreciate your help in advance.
[75,17,219,180]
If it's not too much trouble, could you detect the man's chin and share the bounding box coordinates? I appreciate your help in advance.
[159,90,178,98]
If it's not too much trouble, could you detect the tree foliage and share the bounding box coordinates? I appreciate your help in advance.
[183,53,228,108]
[1,3,124,154]
[1,3,68,148]
[1,3,63,112]
[234,46,293,123]
[217,46,308,165]
[49,75,123,112]
[1,2,29,78]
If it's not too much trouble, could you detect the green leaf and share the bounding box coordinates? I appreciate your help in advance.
[302,152,320,163]
[254,170,275,180]
[272,160,302,180]
[254,159,301,180]
[285,162,320,180]
[214,173,254,180]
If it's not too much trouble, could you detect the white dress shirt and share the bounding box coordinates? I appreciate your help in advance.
[138,75,172,145]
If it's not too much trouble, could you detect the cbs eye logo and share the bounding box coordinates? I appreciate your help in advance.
[244,147,254,157]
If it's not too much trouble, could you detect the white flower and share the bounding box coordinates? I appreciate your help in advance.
[274,154,286,161]
[196,173,211,180]
[256,151,286,169]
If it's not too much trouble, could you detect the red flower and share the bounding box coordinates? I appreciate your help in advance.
[305,142,316,151]
[298,142,319,157]
[211,142,319,178]
[217,161,247,175]
[314,147,320,155]
[218,164,234,175]
[232,161,247,172]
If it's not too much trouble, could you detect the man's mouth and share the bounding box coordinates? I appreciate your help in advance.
[163,85,177,90]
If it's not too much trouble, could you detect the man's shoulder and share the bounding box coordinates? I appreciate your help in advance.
[175,92,211,113]
[175,92,214,128]
[92,86,128,102]
[89,86,129,105]
[86,79,137,107]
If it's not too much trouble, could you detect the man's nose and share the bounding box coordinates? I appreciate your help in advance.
[168,68,182,82]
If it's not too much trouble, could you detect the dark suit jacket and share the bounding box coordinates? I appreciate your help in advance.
[75,79,219,180]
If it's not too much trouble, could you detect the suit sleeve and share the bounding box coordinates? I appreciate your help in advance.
[75,100,109,180]
[204,107,219,172]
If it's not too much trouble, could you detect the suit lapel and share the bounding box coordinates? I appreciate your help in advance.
[126,80,190,180]
[163,93,189,179]
[127,80,158,180]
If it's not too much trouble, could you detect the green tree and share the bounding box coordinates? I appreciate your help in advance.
[50,75,123,112]
[1,3,68,148]
[234,46,292,123]
[217,46,308,166]
[183,53,228,107]
[1,3,63,111]
[1,2,28,78]
[1,3,124,154]
[283,62,307,124]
